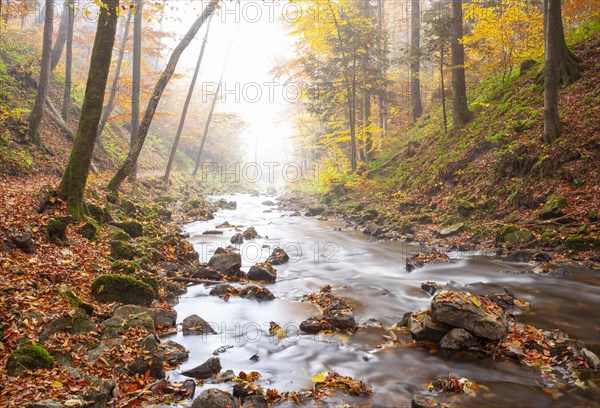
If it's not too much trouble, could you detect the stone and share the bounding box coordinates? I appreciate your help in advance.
[182,314,216,335]
[47,216,70,243]
[182,357,222,380]
[581,348,600,370]
[539,194,567,220]
[533,251,553,262]
[495,225,534,245]
[110,221,144,238]
[6,344,53,377]
[439,328,479,350]
[108,226,131,242]
[191,267,220,280]
[103,305,155,337]
[505,250,533,263]
[91,274,154,306]
[407,309,452,342]
[208,250,241,274]
[266,247,289,265]
[231,233,244,244]
[40,308,98,342]
[109,240,144,260]
[29,400,63,408]
[437,223,464,238]
[33,185,57,213]
[431,292,508,341]
[242,394,268,408]
[242,226,259,239]
[247,263,277,283]
[160,340,189,365]
[148,307,177,327]
[261,200,275,206]
[128,335,164,379]
[363,222,383,236]
[77,221,99,241]
[411,394,449,408]
[240,285,275,301]
[203,230,224,235]
[10,225,35,253]
[209,284,234,297]
[82,378,116,408]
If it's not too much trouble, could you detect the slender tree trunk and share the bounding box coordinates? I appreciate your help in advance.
[164,15,213,184]
[410,0,423,121]
[192,81,222,176]
[61,0,73,120]
[27,0,53,146]
[107,0,220,193]
[98,8,133,137]
[440,43,448,134]
[450,0,470,129]
[129,0,143,181]
[543,0,562,143]
[50,1,67,70]
[376,0,386,149]
[363,91,372,162]
[59,0,119,220]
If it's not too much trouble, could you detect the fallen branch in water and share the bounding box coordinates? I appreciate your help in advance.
[167,277,232,286]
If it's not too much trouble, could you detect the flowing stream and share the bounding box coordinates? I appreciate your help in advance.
[165,194,600,407]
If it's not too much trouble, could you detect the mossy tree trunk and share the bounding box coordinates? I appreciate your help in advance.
[59,0,119,221]
[61,0,73,120]
[107,0,219,194]
[50,1,67,70]
[164,14,213,184]
[27,0,53,146]
[450,0,470,130]
[129,0,143,182]
[98,7,133,138]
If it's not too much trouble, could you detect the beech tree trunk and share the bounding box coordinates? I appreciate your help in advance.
[59,0,119,220]
[543,0,561,143]
[440,43,448,134]
[164,15,213,184]
[107,0,219,193]
[410,0,423,122]
[192,81,222,176]
[376,0,386,149]
[450,0,470,129]
[61,0,73,120]
[129,0,142,181]
[363,91,372,162]
[27,0,54,146]
[50,1,67,71]
[98,8,133,137]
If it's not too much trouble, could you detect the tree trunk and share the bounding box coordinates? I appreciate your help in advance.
[107,0,219,193]
[97,7,133,137]
[440,43,448,134]
[27,0,54,146]
[410,0,423,121]
[59,0,119,220]
[543,0,562,143]
[450,0,470,129]
[363,91,372,162]
[50,1,67,70]
[376,0,386,149]
[61,0,73,120]
[129,0,143,181]
[192,81,222,176]
[164,15,213,184]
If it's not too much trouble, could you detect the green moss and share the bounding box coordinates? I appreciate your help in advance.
[77,220,99,241]
[110,260,141,274]
[86,203,106,224]
[109,239,144,260]
[46,216,70,243]
[111,220,143,238]
[588,211,598,222]
[565,236,600,251]
[6,343,53,376]
[41,309,98,342]
[108,227,130,242]
[495,225,533,244]
[539,195,567,220]
[91,274,154,306]
[63,291,94,315]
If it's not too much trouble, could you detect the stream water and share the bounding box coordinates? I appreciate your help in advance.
[165,193,600,407]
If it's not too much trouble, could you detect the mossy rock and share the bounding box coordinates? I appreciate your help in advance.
[86,203,105,224]
[135,271,160,296]
[539,194,567,220]
[110,220,144,238]
[577,224,590,236]
[91,274,154,306]
[47,216,70,243]
[588,211,598,222]
[108,226,131,242]
[120,199,138,216]
[565,237,600,251]
[155,195,177,205]
[77,220,99,241]
[361,213,375,222]
[110,260,141,274]
[40,309,98,342]
[6,344,53,376]
[103,305,155,338]
[412,214,433,224]
[63,291,94,315]
[110,240,144,260]
[495,225,533,244]
[364,208,379,217]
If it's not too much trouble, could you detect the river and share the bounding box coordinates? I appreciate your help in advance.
[165,193,600,407]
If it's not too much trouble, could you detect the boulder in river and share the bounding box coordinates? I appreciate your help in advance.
[261,200,275,206]
[192,388,239,408]
[431,291,508,341]
[406,309,453,342]
[160,340,189,365]
[182,314,216,335]
[247,262,277,283]
[191,267,220,280]
[128,334,165,379]
[242,226,259,239]
[300,287,358,333]
[240,285,275,301]
[266,247,289,265]
[363,222,383,236]
[182,357,222,380]
[437,223,464,238]
[406,252,451,272]
[231,233,244,244]
[439,328,480,350]
[208,249,242,275]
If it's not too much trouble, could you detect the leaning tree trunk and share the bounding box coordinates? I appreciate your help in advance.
[129,0,142,181]
[50,1,68,70]
[97,7,133,137]
[450,0,470,129]
[410,0,423,122]
[61,0,73,120]
[192,81,222,176]
[107,0,219,193]
[59,0,119,220]
[27,0,54,146]
[164,15,214,184]
[543,0,563,143]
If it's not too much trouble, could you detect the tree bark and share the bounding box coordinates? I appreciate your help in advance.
[27,0,54,146]
[50,1,67,71]
[97,7,133,137]
[164,15,213,184]
[61,0,73,120]
[376,0,386,149]
[363,91,372,162]
[192,81,222,176]
[59,0,119,220]
[440,43,448,134]
[107,0,219,193]
[410,0,423,121]
[450,0,470,129]
[129,0,142,181]
[543,0,562,143]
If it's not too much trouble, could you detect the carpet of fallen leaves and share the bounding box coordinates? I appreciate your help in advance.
[0,175,194,407]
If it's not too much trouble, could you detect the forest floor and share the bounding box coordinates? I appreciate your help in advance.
[288,30,600,267]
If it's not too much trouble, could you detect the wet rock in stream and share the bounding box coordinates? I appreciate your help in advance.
[182,314,216,335]
[182,357,222,380]
[406,251,452,272]
[300,286,357,333]
[247,262,277,283]
[242,226,260,239]
[208,248,244,278]
[192,388,239,408]
[266,246,290,265]
[209,283,275,301]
